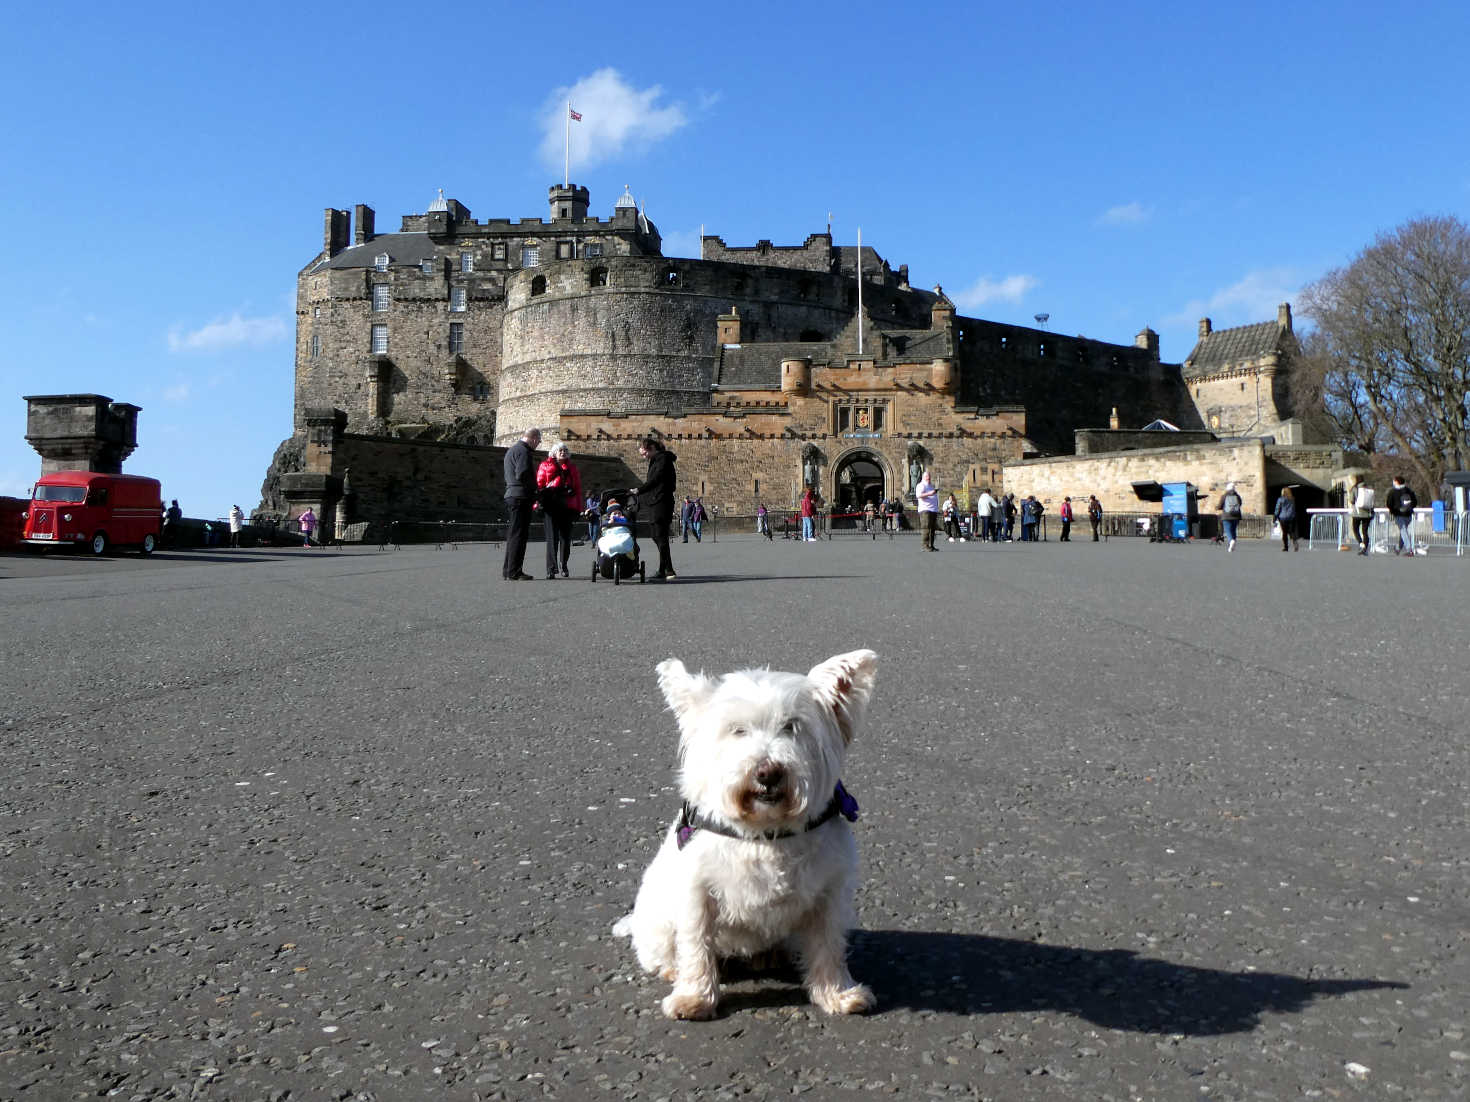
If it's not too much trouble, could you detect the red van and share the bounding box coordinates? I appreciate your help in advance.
[22,471,163,555]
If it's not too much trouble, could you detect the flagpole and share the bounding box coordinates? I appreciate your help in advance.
[699,223,704,260]
[564,101,570,188]
[857,226,864,356]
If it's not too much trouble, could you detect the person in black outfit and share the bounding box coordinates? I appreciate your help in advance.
[501,427,541,580]
[1386,475,1418,556]
[632,436,677,579]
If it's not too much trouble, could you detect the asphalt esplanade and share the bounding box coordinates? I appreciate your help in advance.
[2,534,1466,1101]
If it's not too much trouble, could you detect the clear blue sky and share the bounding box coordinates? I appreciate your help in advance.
[3,1,1466,514]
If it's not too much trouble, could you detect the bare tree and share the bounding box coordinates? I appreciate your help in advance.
[1297,215,1470,491]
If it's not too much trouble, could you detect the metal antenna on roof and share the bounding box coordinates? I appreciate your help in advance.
[1034,313,1050,329]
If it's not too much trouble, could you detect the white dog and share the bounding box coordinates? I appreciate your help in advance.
[613,649,878,1020]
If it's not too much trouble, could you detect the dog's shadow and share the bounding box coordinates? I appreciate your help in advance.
[719,930,1406,1035]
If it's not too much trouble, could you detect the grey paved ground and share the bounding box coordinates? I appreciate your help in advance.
[2,534,1466,1101]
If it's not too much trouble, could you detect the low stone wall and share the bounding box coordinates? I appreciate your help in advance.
[1004,439,1269,515]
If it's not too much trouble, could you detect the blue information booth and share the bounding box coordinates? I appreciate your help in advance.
[1131,480,1199,541]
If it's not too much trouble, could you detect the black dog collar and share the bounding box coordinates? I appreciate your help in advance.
[674,782,859,850]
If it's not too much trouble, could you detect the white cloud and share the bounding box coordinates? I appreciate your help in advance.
[1097,202,1151,226]
[952,274,1040,311]
[162,382,192,403]
[168,312,288,353]
[539,69,690,173]
[1163,267,1300,328]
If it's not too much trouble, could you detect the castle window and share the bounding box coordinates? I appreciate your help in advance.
[872,405,885,431]
[448,323,464,354]
[585,242,604,258]
[1000,335,1008,350]
[837,406,851,432]
[460,252,474,273]
[371,284,391,312]
[313,306,321,318]
[310,334,320,360]
[662,267,680,286]
[421,258,436,275]
[589,267,608,288]
[530,275,547,296]
[370,324,388,354]
[557,241,574,259]
[521,245,540,268]
[492,242,507,261]
[1241,382,1246,391]
[1038,341,1047,358]
[374,253,389,272]
[472,383,490,400]
[449,287,467,312]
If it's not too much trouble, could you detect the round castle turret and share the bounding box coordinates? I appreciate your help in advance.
[495,256,856,443]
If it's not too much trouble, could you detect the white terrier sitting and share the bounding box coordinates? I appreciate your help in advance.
[613,649,878,1020]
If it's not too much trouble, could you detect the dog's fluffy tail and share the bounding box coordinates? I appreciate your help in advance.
[611,914,634,938]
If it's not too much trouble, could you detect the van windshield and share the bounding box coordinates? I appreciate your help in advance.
[34,485,87,503]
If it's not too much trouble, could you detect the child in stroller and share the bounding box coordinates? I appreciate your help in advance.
[591,493,646,583]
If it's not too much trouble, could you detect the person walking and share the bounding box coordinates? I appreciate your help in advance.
[680,497,693,543]
[756,502,772,540]
[1220,482,1243,552]
[1002,493,1017,541]
[689,497,706,543]
[862,500,876,533]
[1059,497,1073,542]
[915,470,939,551]
[584,492,601,546]
[1348,476,1375,556]
[298,507,317,548]
[633,436,678,579]
[163,499,183,548]
[1386,475,1418,556]
[228,504,244,548]
[799,486,819,542]
[1273,487,1299,551]
[1087,495,1103,541]
[502,427,541,580]
[536,441,583,578]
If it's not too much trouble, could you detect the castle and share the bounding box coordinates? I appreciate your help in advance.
[261,183,1338,535]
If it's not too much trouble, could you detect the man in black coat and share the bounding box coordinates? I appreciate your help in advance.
[1386,475,1418,556]
[632,436,678,579]
[502,427,542,580]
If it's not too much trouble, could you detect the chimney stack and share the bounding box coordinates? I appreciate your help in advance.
[1277,302,1293,331]
[354,204,375,245]
[324,208,350,259]
[1198,317,1212,339]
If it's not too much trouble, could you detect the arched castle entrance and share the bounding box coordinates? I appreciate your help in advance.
[831,449,888,517]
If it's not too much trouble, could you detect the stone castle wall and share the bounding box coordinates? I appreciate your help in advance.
[1004,439,1271,516]
[1188,358,1289,436]
[295,265,504,436]
[497,256,873,444]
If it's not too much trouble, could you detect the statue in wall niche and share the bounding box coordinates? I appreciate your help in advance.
[801,443,821,489]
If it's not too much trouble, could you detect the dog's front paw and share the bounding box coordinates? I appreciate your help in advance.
[811,982,876,1015]
[662,991,718,1020]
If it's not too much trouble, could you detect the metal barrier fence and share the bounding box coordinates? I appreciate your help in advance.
[1308,508,1465,556]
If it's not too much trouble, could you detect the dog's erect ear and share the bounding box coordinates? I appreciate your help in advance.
[806,649,878,744]
[657,658,716,731]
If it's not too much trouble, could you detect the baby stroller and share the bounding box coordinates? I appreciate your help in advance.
[590,492,646,584]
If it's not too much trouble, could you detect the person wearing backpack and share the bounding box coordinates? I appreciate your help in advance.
[1348,476,1375,556]
[1058,497,1073,542]
[1273,487,1299,552]
[1220,483,1243,552]
[1087,495,1103,541]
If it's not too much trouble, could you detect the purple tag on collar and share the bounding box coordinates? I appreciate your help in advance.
[835,781,859,822]
[676,824,694,849]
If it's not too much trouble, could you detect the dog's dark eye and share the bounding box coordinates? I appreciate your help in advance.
[780,719,799,736]
[728,726,748,738]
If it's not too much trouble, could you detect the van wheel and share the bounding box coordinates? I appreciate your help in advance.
[140,533,156,556]
[90,531,109,556]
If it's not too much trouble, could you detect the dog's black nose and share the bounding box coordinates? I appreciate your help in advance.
[754,762,785,789]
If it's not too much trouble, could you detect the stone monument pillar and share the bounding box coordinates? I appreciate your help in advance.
[24,394,141,474]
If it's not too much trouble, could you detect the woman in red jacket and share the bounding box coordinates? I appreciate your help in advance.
[536,442,583,578]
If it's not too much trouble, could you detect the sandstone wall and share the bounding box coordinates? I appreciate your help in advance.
[1004,439,1269,515]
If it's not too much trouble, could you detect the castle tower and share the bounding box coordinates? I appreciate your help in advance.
[549,184,590,222]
